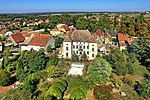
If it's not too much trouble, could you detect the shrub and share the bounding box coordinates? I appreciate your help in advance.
[93,85,114,100]
[0,69,12,86]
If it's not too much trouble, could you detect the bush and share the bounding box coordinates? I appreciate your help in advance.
[136,78,150,98]
[47,45,52,53]
[123,74,136,87]
[88,57,112,84]
[3,90,30,100]
[20,74,40,93]
[72,53,79,61]
[45,79,68,99]
[110,73,123,89]
[118,84,140,100]
[93,85,114,100]
[0,69,12,86]
[69,77,89,100]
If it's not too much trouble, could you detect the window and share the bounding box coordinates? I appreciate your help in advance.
[66,53,68,57]
[66,47,68,50]
[66,44,68,45]
[87,51,89,55]
[80,46,82,49]
[76,45,78,49]
[80,52,82,55]
[92,54,94,57]
[87,46,89,49]
[76,51,78,54]
[92,48,94,51]
[83,46,85,49]
[73,45,75,48]
[92,45,94,46]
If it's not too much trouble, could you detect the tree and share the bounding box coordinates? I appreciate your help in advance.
[129,37,150,71]
[47,57,59,66]
[69,77,89,100]
[128,24,136,36]
[28,50,46,73]
[46,79,68,99]
[3,47,10,68]
[72,53,79,61]
[88,18,98,32]
[119,22,126,33]
[104,48,148,75]
[110,73,123,89]
[88,57,112,84]
[75,17,88,30]
[15,50,47,81]
[2,90,30,100]
[46,45,52,53]
[135,19,140,32]
[38,65,62,80]
[81,52,88,61]
[0,69,11,86]
[54,36,63,48]
[136,78,150,98]
[93,85,114,100]
[20,74,39,93]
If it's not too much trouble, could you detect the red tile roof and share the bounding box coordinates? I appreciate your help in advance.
[126,38,133,44]
[21,33,32,37]
[60,25,70,31]
[28,34,51,47]
[118,33,133,44]
[118,33,127,41]
[96,29,102,37]
[119,41,126,46]
[11,33,25,43]
[0,29,7,34]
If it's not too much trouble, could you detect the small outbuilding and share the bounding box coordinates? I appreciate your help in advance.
[68,63,84,76]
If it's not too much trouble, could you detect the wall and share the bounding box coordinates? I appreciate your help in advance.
[63,42,72,59]
[63,41,97,60]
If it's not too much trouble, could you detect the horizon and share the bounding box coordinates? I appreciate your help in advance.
[0,0,150,14]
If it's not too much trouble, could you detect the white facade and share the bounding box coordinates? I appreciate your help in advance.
[120,46,126,51]
[50,30,63,36]
[21,45,43,51]
[63,41,97,60]
[0,42,2,51]
[21,37,55,51]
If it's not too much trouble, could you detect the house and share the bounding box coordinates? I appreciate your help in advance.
[50,28,64,36]
[0,24,5,29]
[68,63,84,76]
[98,45,106,54]
[56,24,70,32]
[21,34,55,51]
[5,33,25,46]
[21,32,32,40]
[118,33,133,50]
[0,29,7,36]
[59,25,70,32]
[107,30,118,39]
[5,31,14,36]
[62,30,97,60]
[98,44,111,55]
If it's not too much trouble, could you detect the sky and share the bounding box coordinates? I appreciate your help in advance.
[0,0,150,13]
